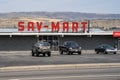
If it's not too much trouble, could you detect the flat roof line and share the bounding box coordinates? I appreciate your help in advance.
[0,32,113,36]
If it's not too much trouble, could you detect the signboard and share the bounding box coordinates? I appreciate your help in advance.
[113,31,120,37]
[18,21,87,33]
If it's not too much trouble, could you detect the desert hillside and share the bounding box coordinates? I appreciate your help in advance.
[0,17,62,28]
[0,12,120,29]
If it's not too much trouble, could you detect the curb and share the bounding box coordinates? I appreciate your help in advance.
[0,63,120,71]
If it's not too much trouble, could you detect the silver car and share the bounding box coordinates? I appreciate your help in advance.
[95,44,117,54]
[31,41,51,57]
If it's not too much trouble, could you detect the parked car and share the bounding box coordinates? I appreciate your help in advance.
[95,44,117,54]
[31,41,51,57]
[59,41,82,55]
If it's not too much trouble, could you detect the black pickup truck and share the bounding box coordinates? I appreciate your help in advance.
[59,41,82,55]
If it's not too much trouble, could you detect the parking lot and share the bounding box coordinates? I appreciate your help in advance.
[0,50,120,67]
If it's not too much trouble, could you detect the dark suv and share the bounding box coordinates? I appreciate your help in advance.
[31,41,51,57]
[59,41,82,55]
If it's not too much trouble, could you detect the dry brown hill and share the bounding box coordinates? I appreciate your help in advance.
[0,12,120,29]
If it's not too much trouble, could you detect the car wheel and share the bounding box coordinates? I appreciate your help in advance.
[96,51,99,54]
[32,52,35,56]
[104,52,108,54]
[71,52,73,55]
[78,51,81,55]
[60,51,63,55]
[43,53,46,57]
[36,51,39,57]
[47,52,51,57]
[113,52,116,54]
[67,51,71,55]
[31,50,35,56]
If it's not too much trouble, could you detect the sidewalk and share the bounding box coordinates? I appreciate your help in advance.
[0,63,120,72]
[0,50,99,54]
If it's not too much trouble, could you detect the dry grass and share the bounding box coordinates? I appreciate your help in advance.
[0,17,120,29]
[0,17,62,28]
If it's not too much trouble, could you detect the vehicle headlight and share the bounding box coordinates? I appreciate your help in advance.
[69,47,72,50]
[79,47,82,50]
[106,49,110,51]
[38,46,41,49]
[48,46,50,49]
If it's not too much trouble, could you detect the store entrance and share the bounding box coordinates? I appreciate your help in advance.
[38,36,59,51]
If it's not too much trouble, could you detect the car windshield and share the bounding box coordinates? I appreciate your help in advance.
[99,44,114,49]
[39,42,50,46]
[65,41,79,47]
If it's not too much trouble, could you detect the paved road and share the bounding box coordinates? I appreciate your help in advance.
[0,51,120,67]
[0,67,120,80]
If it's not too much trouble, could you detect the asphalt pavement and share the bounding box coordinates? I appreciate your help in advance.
[0,51,120,67]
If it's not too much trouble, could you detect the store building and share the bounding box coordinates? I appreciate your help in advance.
[0,32,118,51]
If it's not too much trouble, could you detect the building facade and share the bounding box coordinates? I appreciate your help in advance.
[0,33,118,51]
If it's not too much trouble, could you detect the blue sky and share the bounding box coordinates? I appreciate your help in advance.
[0,0,120,14]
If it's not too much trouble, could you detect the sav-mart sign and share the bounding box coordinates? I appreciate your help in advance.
[18,21,87,33]
[113,31,120,37]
